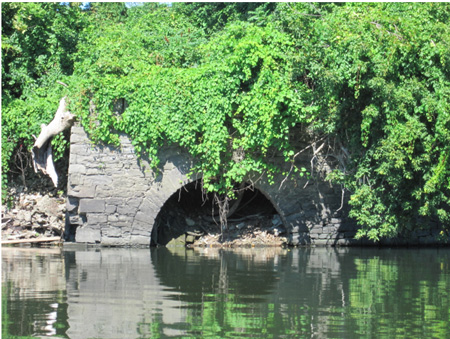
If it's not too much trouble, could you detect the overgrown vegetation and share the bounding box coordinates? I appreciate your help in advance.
[2,2,449,240]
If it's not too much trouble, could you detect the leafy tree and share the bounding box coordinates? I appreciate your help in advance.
[275,2,450,239]
[1,3,87,194]
[2,2,449,240]
[68,4,311,227]
[173,2,277,33]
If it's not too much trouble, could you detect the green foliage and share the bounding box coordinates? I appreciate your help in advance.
[69,7,314,197]
[173,2,277,33]
[1,3,86,194]
[2,2,449,239]
[2,2,87,99]
[276,2,450,239]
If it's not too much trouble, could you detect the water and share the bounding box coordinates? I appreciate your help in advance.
[2,246,450,338]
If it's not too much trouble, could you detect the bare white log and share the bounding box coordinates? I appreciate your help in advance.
[31,96,76,187]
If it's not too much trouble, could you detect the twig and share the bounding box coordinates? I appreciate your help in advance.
[336,187,345,212]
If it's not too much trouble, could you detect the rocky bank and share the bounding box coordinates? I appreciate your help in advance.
[2,186,66,244]
[2,186,287,247]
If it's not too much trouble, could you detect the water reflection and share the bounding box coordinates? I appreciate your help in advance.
[2,247,68,338]
[2,246,450,338]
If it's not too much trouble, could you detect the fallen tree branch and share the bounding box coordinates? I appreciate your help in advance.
[31,96,76,187]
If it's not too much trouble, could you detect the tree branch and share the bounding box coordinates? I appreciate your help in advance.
[31,97,76,187]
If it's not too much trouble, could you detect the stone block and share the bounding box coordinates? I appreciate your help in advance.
[131,228,151,237]
[69,164,86,174]
[134,211,149,223]
[129,235,150,245]
[108,214,119,222]
[288,232,310,246]
[105,205,117,214]
[117,205,138,216]
[101,237,129,246]
[79,199,105,213]
[118,215,134,222]
[84,175,113,186]
[102,226,123,237]
[86,168,102,175]
[95,186,114,199]
[322,225,337,233]
[68,174,83,186]
[106,198,126,206]
[75,226,101,243]
[70,144,92,155]
[68,186,96,199]
[309,227,323,234]
[126,198,142,209]
[66,197,79,213]
[132,219,153,234]
[87,213,108,224]
[69,215,81,225]
[69,132,88,144]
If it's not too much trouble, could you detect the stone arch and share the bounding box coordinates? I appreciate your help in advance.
[129,146,198,245]
[68,125,357,247]
[150,177,286,246]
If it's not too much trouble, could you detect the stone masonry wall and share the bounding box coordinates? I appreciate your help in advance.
[66,123,362,246]
[66,125,444,246]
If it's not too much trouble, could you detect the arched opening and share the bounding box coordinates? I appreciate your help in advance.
[151,180,285,246]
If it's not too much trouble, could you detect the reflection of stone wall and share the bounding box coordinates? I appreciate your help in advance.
[1,248,66,296]
[67,125,360,246]
[2,248,68,337]
[64,247,354,338]
[64,248,188,339]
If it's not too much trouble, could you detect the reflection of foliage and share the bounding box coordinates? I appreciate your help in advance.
[2,283,10,339]
[184,297,312,338]
[2,282,33,339]
[152,248,313,338]
[348,255,450,338]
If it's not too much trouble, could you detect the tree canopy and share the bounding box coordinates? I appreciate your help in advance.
[2,2,449,240]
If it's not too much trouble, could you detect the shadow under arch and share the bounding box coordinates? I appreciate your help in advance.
[151,179,284,246]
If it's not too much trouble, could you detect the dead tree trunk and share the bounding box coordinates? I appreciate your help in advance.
[31,97,76,187]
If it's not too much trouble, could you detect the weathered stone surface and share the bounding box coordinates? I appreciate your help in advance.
[87,213,108,224]
[69,215,81,224]
[69,164,86,174]
[66,124,439,247]
[79,199,105,214]
[35,195,61,215]
[66,197,79,213]
[68,186,96,199]
[75,226,101,243]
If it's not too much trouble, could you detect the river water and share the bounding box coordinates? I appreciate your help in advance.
[2,246,450,338]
